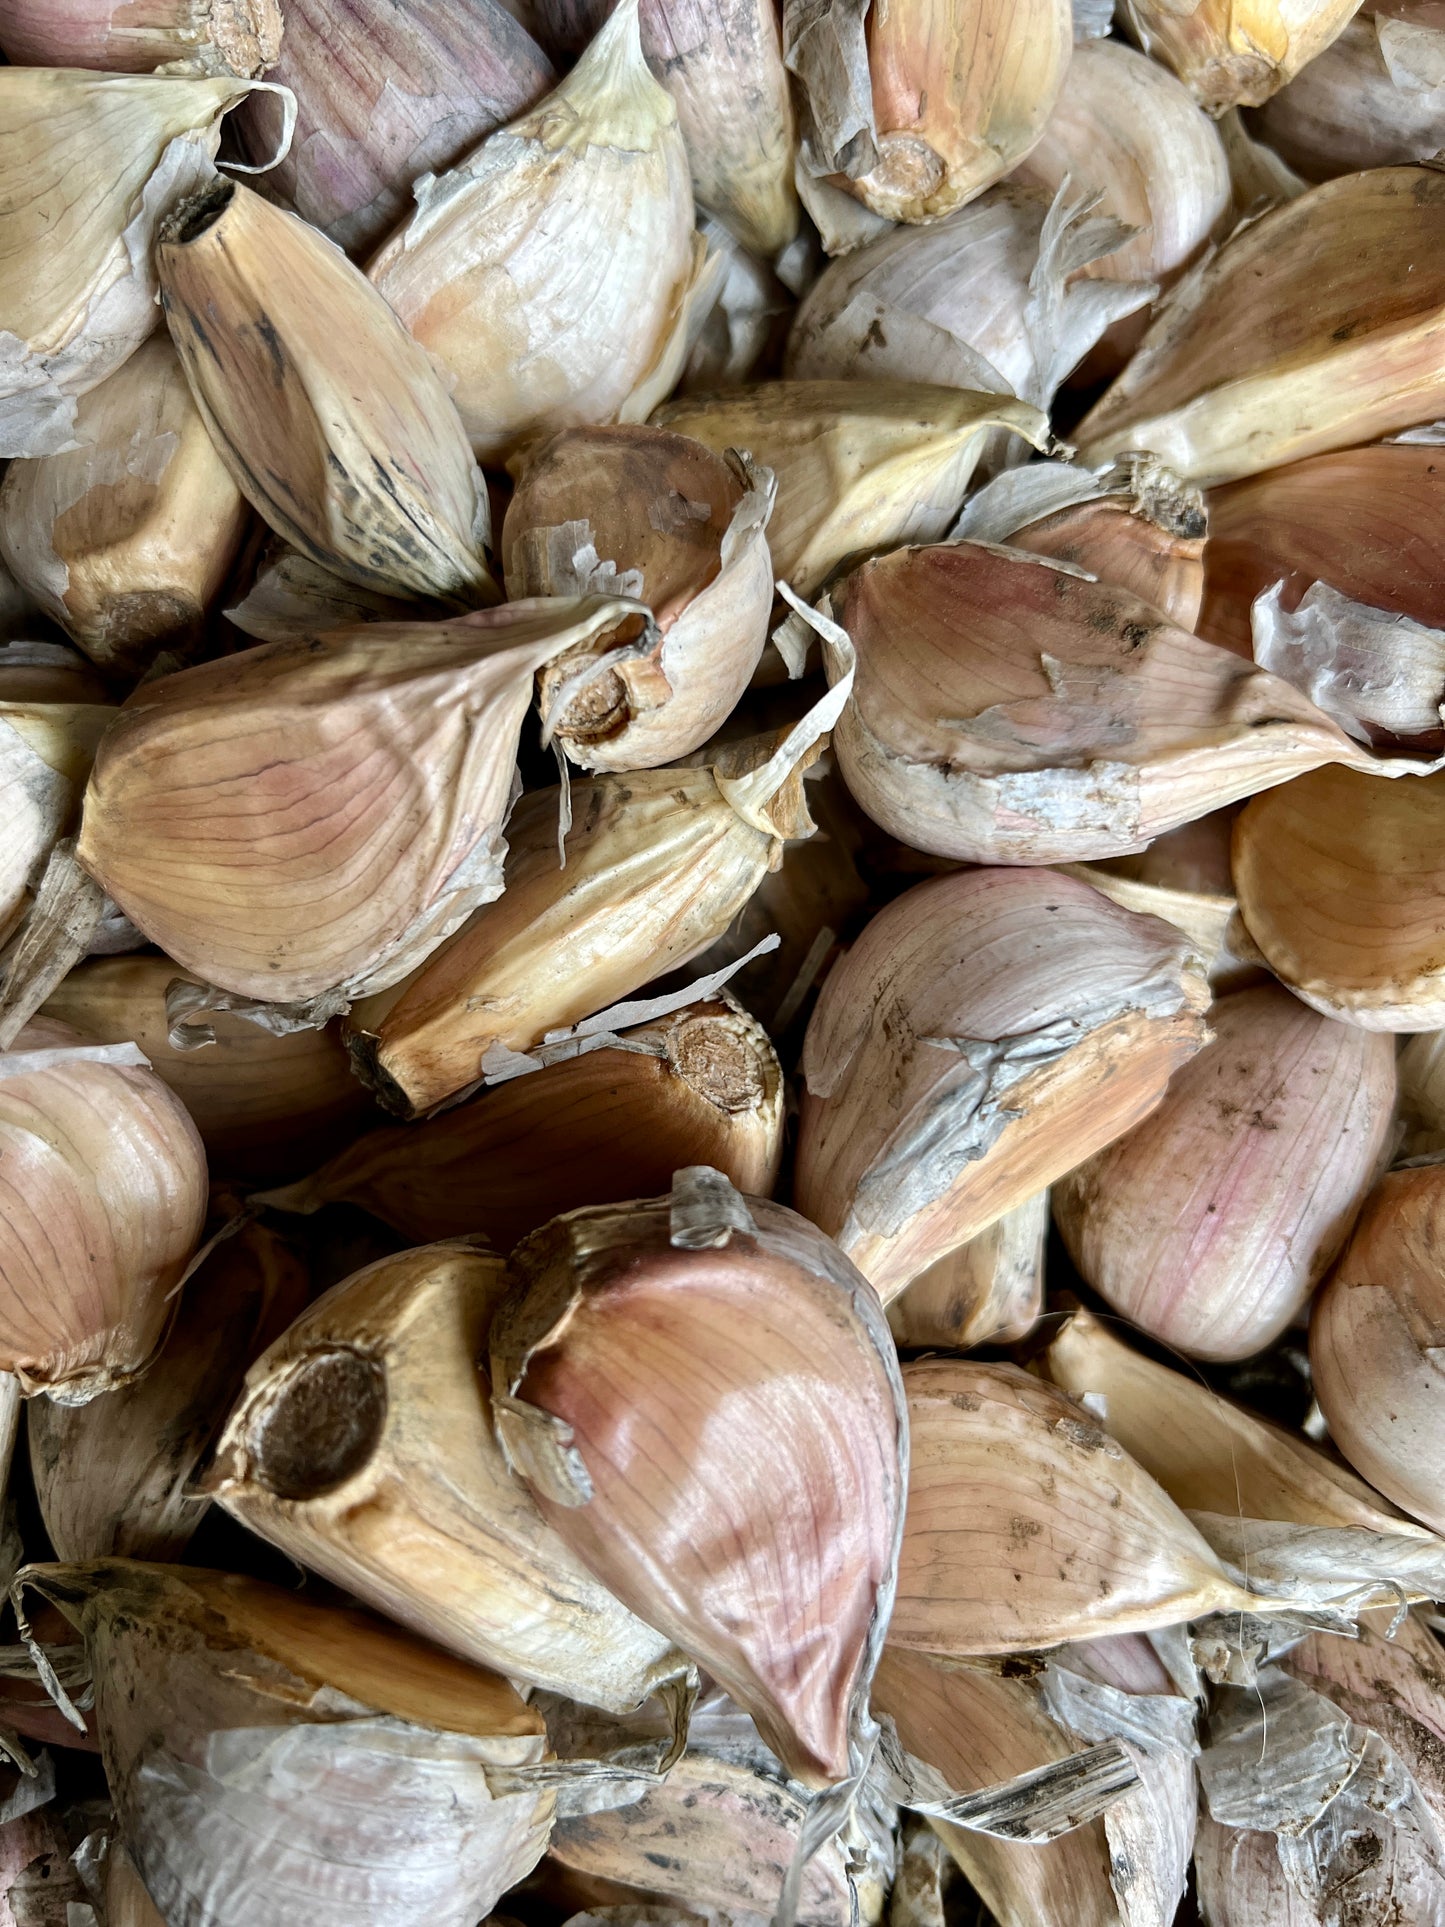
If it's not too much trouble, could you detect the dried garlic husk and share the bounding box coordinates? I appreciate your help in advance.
[1250,3,1445,178]
[823,540,1400,867]
[75,599,647,1011]
[1118,0,1363,109]
[0,1018,206,1402]
[1311,1164,1445,1533]
[785,0,1071,226]
[1233,762,1445,1027]
[504,427,774,770]
[886,1191,1047,1352]
[44,954,374,1184]
[0,0,282,74]
[208,1239,687,1710]
[681,215,794,393]
[265,1001,782,1246]
[1193,1812,1325,1927]
[224,544,448,646]
[0,696,113,951]
[653,382,1047,596]
[21,1560,557,1927]
[157,178,495,606]
[0,336,251,676]
[795,868,1210,1301]
[1012,40,1231,373]
[1054,984,1395,1361]
[28,1215,307,1560]
[368,0,710,465]
[0,69,277,459]
[1078,166,1445,486]
[490,1168,908,1787]
[234,0,554,257]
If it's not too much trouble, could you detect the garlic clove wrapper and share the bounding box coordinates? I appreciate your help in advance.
[0,335,251,676]
[1233,761,1445,1027]
[1077,166,1445,486]
[368,0,710,466]
[75,598,648,1009]
[0,1018,206,1402]
[0,68,272,459]
[28,1214,307,1560]
[157,177,496,607]
[886,1191,1047,1352]
[1060,850,1251,995]
[653,381,1047,598]
[0,0,282,75]
[1054,984,1395,1361]
[235,0,554,258]
[796,867,1210,1301]
[224,543,451,647]
[209,1239,687,1711]
[1118,0,1363,110]
[0,696,114,951]
[265,1000,783,1246]
[504,426,775,770]
[490,1168,908,1787]
[786,0,1072,226]
[1193,1812,1327,1927]
[22,1559,557,1927]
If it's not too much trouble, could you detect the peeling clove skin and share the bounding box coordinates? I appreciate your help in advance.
[0,0,283,75]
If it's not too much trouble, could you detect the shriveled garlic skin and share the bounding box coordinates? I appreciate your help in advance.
[0,1018,206,1402]
[1055,985,1395,1362]
[886,1191,1047,1351]
[1312,1166,1445,1533]
[1010,494,1207,632]
[0,0,282,74]
[368,1,707,466]
[795,868,1211,1301]
[1119,0,1365,110]
[1251,3,1445,179]
[1076,166,1445,486]
[1233,762,1445,1028]
[235,0,554,257]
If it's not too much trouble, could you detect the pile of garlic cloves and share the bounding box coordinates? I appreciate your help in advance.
[7,0,1445,1922]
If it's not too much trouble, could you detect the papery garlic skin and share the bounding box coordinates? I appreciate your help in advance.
[0,0,282,74]
[0,336,251,676]
[1250,4,1445,178]
[1119,0,1365,110]
[1055,986,1395,1361]
[369,0,708,465]
[105,1842,168,1927]
[886,1191,1047,1350]
[0,697,113,950]
[795,868,1211,1301]
[1311,1165,1445,1534]
[1193,1813,1328,1926]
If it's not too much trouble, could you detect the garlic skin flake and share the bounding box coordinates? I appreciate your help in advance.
[369,0,710,465]
[1118,0,1365,110]
[0,0,282,75]
[1251,3,1445,179]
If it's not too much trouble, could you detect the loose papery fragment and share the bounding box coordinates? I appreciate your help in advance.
[0,699,113,956]
[1250,578,1445,751]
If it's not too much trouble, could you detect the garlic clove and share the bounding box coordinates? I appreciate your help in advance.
[680,214,795,394]
[1117,0,1363,110]
[1076,166,1445,486]
[653,381,1047,597]
[489,1168,908,1788]
[0,696,114,951]
[208,1238,688,1710]
[0,641,108,704]
[0,335,252,676]
[0,0,282,75]
[157,176,496,607]
[106,1843,167,1927]
[1062,831,1255,996]
[505,426,775,770]
[1054,984,1395,1361]
[886,1190,1047,1352]
[368,0,710,466]
[795,867,1210,1301]
[1193,1812,1324,1927]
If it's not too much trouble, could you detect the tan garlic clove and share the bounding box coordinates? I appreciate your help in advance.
[75,598,647,1011]
[1249,3,1445,181]
[368,0,711,466]
[490,1168,908,1787]
[504,426,775,770]
[1076,166,1445,487]
[266,1001,783,1246]
[1311,1164,1445,1534]
[0,0,281,74]
[1233,761,1445,1027]
[0,1018,206,1402]
[106,1842,168,1927]
[23,1560,557,1927]
[157,178,496,607]
[28,1214,308,1560]
[886,1191,1047,1352]
[1054,984,1395,1361]
[1118,0,1363,110]
[235,0,554,257]
[0,695,114,949]
[208,1239,687,1710]
[0,336,251,676]
[653,381,1047,597]
[795,868,1211,1302]
[0,68,274,459]
[787,0,1072,226]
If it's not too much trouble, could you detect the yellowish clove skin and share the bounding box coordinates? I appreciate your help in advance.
[886,1191,1047,1351]
[0,0,282,74]
[1119,0,1365,111]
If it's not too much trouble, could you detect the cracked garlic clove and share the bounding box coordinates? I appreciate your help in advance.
[0,336,251,676]
[886,1191,1047,1352]
[795,868,1210,1302]
[1076,166,1445,486]
[368,0,711,465]
[0,0,281,74]
[504,426,775,770]
[1118,0,1363,110]
[490,1168,908,1787]
[1054,984,1395,1362]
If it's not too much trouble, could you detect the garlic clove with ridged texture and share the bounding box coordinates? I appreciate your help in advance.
[0,0,282,75]
[886,1191,1047,1352]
